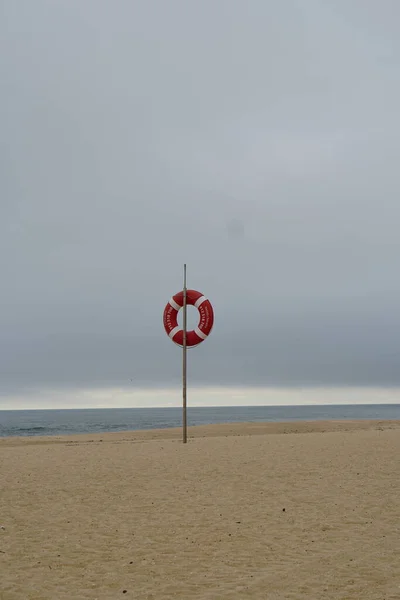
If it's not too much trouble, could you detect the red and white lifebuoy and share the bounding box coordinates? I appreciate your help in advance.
[163,289,214,348]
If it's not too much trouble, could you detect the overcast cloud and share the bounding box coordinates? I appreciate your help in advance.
[2,0,400,407]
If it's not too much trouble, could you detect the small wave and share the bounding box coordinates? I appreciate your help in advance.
[0,425,52,438]
[16,426,47,432]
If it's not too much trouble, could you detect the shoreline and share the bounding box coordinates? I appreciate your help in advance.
[1,418,399,446]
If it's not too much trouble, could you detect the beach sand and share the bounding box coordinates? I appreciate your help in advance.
[1,420,400,600]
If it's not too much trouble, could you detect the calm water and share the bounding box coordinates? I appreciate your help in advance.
[0,404,399,437]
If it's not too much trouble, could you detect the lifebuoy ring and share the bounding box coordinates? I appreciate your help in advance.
[163,289,214,347]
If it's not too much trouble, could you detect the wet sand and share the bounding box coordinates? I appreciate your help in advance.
[1,420,400,599]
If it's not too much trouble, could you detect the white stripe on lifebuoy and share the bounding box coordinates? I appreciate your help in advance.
[194,295,206,308]
[168,326,180,339]
[169,298,181,311]
[195,327,208,340]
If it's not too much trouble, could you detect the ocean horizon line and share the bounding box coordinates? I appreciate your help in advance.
[1,401,400,412]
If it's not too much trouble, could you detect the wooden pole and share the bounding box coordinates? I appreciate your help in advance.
[182,264,187,444]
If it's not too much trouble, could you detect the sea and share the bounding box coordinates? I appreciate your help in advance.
[0,404,400,438]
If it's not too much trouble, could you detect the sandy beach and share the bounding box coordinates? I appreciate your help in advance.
[1,420,400,600]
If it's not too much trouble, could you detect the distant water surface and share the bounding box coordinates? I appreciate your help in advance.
[0,404,399,437]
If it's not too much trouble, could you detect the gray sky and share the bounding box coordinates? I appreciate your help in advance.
[2,0,400,406]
